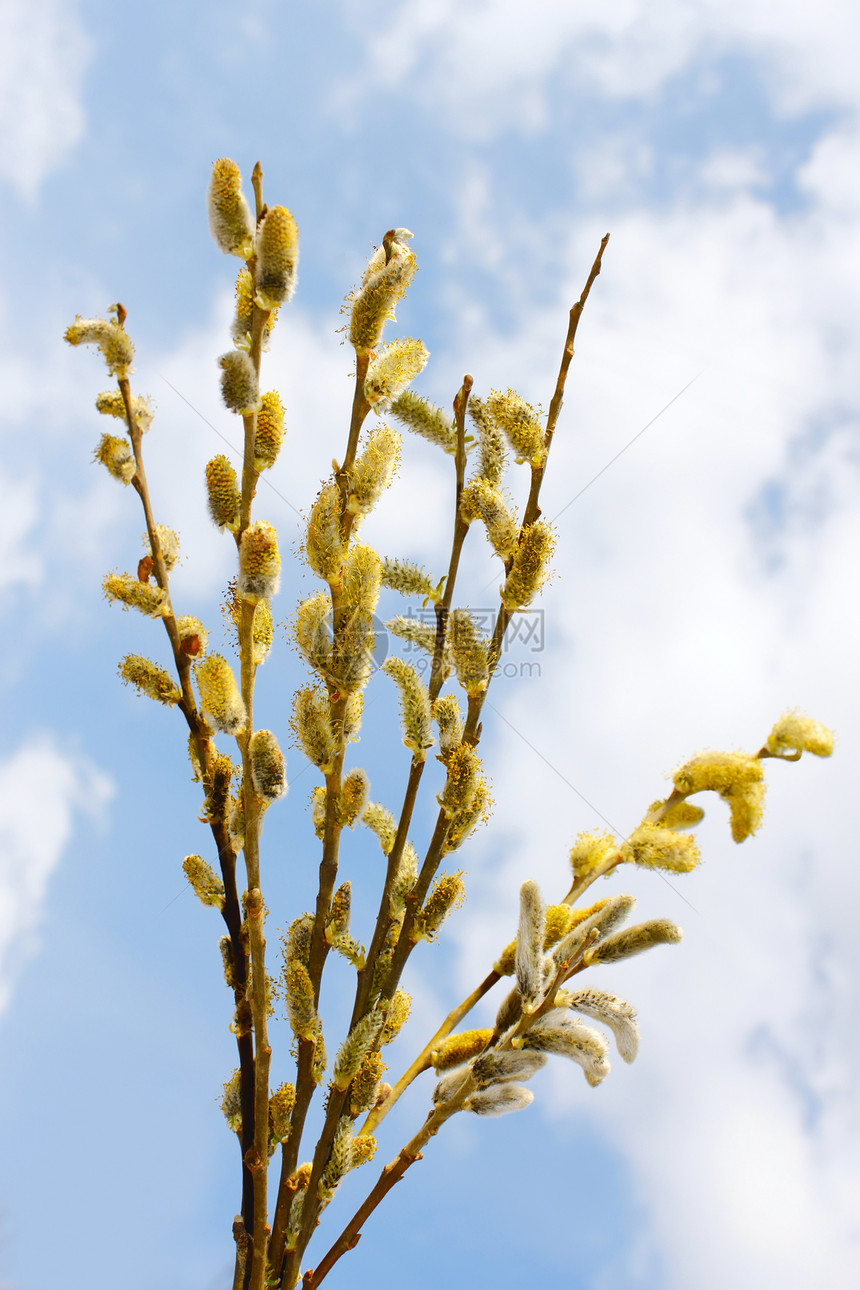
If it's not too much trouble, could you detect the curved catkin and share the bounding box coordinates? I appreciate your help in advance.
[103,572,168,618]
[64,316,135,378]
[208,158,255,259]
[350,240,417,354]
[365,339,429,410]
[119,655,181,705]
[767,710,835,758]
[348,424,401,516]
[381,658,433,760]
[255,205,299,308]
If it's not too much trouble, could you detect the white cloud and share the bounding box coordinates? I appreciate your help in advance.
[0,736,113,1013]
[341,0,860,133]
[0,0,90,200]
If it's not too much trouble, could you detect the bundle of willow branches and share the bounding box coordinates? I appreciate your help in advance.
[65,158,833,1290]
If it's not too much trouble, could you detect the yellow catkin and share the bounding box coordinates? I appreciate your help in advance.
[205,455,241,531]
[431,1028,493,1072]
[623,822,700,873]
[306,482,346,581]
[95,434,135,484]
[239,520,281,603]
[208,158,255,259]
[501,521,555,610]
[118,655,181,705]
[254,391,286,470]
[219,350,260,415]
[195,654,247,736]
[182,855,225,909]
[96,389,154,432]
[460,479,519,560]
[569,831,619,883]
[766,710,835,758]
[255,205,299,308]
[64,316,135,378]
[485,388,546,466]
[103,572,167,618]
[365,338,429,409]
[249,729,288,802]
[349,238,417,354]
[348,424,401,515]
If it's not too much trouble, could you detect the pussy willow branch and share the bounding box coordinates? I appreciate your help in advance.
[271,345,376,1281]
[118,362,258,1234]
[235,290,275,1290]
[276,376,478,1287]
[352,234,611,1135]
[307,937,596,1289]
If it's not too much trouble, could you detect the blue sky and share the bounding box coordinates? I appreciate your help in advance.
[1,2,859,1287]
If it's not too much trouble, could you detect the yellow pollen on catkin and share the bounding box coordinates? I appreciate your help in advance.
[103,572,168,618]
[195,654,247,736]
[255,205,299,309]
[64,316,135,378]
[95,434,135,484]
[673,751,763,797]
[205,455,241,531]
[431,1029,493,1072]
[569,831,619,883]
[96,389,154,432]
[365,338,429,409]
[501,521,555,610]
[118,654,181,705]
[349,240,417,354]
[254,391,286,470]
[306,482,346,581]
[485,388,546,467]
[239,520,281,603]
[623,822,701,873]
[249,729,288,803]
[460,479,518,560]
[348,424,401,515]
[766,710,835,759]
[208,158,255,259]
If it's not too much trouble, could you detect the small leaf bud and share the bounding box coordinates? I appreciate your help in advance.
[118,654,181,705]
[254,205,299,308]
[95,433,135,484]
[208,158,255,259]
[195,654,247,736]
[219,350,261,415]
[249,729,288,803]
[182,855,225,910]
[205,455,241,531]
